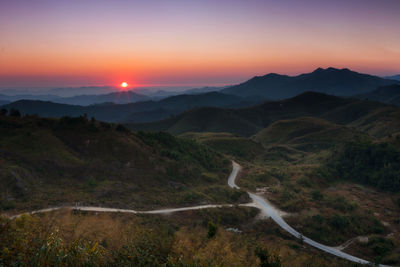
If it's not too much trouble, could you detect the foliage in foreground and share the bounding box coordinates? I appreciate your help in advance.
[0,210,284,267]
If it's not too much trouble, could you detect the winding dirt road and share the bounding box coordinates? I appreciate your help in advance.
[229,161,390,267]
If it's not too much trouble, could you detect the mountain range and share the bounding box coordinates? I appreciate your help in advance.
[2,92,263,123]
[127,91,400,138]
[0,90,150,106]
[2,67,400,125]
[53,90,150,105]
[2,68,399,106]
[222,67,399,99]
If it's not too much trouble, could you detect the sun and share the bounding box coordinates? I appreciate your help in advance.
[121,82,128,88]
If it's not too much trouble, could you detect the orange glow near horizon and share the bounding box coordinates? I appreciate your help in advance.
[1,0,399,88]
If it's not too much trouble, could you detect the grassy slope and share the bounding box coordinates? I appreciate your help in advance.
[254,117,371,151]
[252,120,400,264]
[0,207,360,267]
[0,114,251,213]
[180,132,264,161]
[184,116,400,264]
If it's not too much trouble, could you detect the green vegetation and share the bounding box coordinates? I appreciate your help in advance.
[289,211,385,245]
[0,114,246,212]
[180,132,264,161]
[254,117,370,152]
[128,92,400,139]
[201,113,400,264]
[321,141,400,191]
[4,90,400,265]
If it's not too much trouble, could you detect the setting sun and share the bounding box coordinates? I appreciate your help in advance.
[121,82,128,88]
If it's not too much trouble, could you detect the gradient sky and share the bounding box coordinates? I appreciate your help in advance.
[1,0,400,88]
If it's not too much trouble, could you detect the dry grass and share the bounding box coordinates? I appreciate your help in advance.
[0,208,361,266]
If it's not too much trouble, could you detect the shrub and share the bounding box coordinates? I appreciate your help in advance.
[207,222,218,238]
[329,214,349,231]
[255,246,281,267]
[367,236,394,257]
[311,190,323,200]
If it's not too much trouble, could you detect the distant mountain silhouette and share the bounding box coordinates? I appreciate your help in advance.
[0,87,229,106]
[128,91,400,138]
[0,100,10,106]
[142,86,227,99]
[356,84,400,106]
[3,92,263,123]
[53,90,150,105]
[47,86,115,97]
[0,93,61,102]
[222,67,400,99]
[385,75,400,81]
[0,90,149,106]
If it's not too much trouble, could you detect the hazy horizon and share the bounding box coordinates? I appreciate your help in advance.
[0,66,398,97]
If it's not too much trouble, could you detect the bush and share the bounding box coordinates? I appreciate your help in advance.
[207,222,218,238]
[255,246,281,267]
[311,190,323,200]
[329,214,349,231]
[367,236,394,256]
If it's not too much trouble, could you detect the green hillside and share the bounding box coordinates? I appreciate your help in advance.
[127,92,400,139]
[3,92,261,123]
[180,132,264,161]
[0,114,249,212]
[254,117,370,151]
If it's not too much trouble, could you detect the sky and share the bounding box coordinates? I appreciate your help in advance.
[1,0,400,89]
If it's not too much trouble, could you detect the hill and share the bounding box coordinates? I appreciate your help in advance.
[0,89,149,105]
[143,86,226,98]
[0,113,251,212]
[222,67,399,99]
[356,84,400,106]
[180,132,265,161]
[2,100,87,118]
[0,93,60,102]
[3,92,261,123]
[128,92,400,138]
[254,117,370,152]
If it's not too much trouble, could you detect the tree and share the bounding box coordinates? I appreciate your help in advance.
[0,108,7,116]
